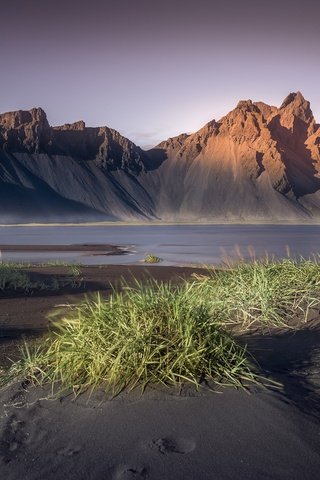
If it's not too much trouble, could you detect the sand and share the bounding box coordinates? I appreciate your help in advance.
[0,380,319,480]
[1,265,320,479]
[0,243,128,254]
[0,265,205,365]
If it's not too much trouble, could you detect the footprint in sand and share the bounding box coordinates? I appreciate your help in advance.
[56,445,82,457]
[150,436,196,455]
[0,414,27,463]
[113,465,148,479]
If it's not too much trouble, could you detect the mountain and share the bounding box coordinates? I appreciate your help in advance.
[141,92,320,221]
[1,92,320,223]
[0,109,157,222]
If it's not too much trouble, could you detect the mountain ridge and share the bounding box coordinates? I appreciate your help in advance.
[1,92,320,222]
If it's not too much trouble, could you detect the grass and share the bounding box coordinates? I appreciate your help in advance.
[0,260,83,269]
[3,257,320,395]
[144,254,162,264]
[192,257,320,330]
[0,263,48,292]
[0,262,84,292]
[5,280,256,394]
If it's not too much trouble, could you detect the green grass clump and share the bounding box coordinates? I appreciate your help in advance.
[0,262,84,292]
[144,254,162,264]
[69,264,82,276]
[7,281,255,394]
[0,263,46,292]
[7,257,320,395]
[193,258,320,329]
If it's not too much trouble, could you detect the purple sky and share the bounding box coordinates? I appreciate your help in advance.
[1,0,319,148]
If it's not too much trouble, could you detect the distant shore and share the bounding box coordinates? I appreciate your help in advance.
[1,219,320,227]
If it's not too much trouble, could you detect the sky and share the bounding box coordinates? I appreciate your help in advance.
[1,0,319,148]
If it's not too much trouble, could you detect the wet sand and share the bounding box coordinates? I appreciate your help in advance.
[0,264,320,479]
[0,243,128,254]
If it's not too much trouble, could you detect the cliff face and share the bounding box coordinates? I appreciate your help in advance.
[0,108,148,174]
[1,92,320,222]
[0,108,51,154]
[0,109,156,222]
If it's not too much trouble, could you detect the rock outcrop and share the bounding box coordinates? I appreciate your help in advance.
[0,108,51,153]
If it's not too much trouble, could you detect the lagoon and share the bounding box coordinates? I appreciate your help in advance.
[1,224,320,266]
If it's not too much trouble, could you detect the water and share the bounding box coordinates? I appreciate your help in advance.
[0,224,320,266]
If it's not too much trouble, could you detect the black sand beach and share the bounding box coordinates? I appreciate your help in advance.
[1,365,319,480]
[0,244,128,254]
[1,263,320,479]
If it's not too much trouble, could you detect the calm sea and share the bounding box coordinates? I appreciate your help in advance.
[0,224,320,266]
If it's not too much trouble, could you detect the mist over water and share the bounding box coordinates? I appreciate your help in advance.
[1,224,320,266]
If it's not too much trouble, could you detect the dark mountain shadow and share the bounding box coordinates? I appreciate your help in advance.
[143,147,167,171]
[256,151,265,177]
[0,154,113,222]
[241,327,320,418]
[117,170,158,216]
[1,128,149,175]
[268,115,320,197]
[103,170,154,218]
[0,151,157,220]
[0,183,109,221]
[49,128,102,158]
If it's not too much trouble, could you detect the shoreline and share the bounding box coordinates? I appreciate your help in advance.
[0,244,128,254]
[1,220,320,227]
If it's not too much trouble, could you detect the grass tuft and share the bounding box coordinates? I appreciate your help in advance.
[6,281,256,394]
[144,254,162,264]
[193,257,320,330]
[0,263,47,292]
[6,257,320,395]
[0,262,84,292]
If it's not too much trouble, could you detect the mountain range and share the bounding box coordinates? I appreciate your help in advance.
[1,91,320,223]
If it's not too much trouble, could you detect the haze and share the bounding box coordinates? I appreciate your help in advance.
[1,0,319,148]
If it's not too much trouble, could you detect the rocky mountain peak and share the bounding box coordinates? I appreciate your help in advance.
[54,120,86,131]
[235,99,259,113]
[280,91,307,109]
[0,107,50,152]
[224,99,261,124]
[279,91,314,129]
[0,107,49,130]
[217,99,264,144]
[253,102,278,122]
